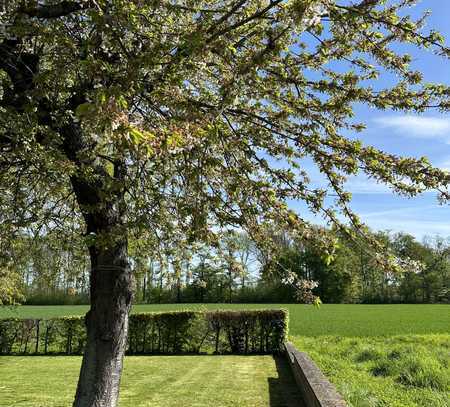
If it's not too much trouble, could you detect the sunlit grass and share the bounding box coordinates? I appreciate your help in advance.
[0,355,301,407]
[1,304,449,406]
[292,335,450,407]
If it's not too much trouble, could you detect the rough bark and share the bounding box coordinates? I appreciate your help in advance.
[60,123,133,407]
[73,237,133,407]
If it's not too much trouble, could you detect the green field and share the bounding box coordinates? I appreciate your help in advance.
[0,355,301,407]
[1,304,449,406]
[1,303,449,337]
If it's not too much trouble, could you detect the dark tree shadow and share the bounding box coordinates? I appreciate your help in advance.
[268,355,305,407]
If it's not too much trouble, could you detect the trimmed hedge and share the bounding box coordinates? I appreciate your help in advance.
[0,309,288,355]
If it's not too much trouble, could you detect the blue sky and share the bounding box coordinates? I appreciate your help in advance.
[293,0,450,240]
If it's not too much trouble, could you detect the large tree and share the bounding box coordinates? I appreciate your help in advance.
[0,0,449,405]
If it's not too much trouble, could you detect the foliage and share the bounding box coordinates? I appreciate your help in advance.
[0,309,288,355]
[1,0,450,301]
[261,230,450,304]
[0,265,24,305]
[24,289,89,306]
[10,227,449,305]
[0,316,86,355]
[0,232,90,305]
[1,2,450,400]
[128,311,206,354]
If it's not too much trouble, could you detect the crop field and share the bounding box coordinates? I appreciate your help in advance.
[1,304,449,406]
[1,303,449,337]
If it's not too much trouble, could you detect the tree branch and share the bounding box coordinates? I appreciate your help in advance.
[19,1,93,19]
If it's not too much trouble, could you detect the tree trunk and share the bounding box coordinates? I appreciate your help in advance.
[176,277,181,303]
[73,239,133,407]
[71,187,133,407]
[1,33,135,406]
[60,123,133,407]
[159,273,163,304]
[142,272,147,303]
[228,268,232,303]
[200,265,205,302]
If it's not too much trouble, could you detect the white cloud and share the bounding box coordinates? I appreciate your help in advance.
[363,218,450,240]
[373,115,450,142]
[344,174,391,194]
[360,203,450,239]
[438,157,450,171]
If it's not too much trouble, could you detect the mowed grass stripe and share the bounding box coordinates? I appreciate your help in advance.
[1,304,449,337]
[0,356,301,407]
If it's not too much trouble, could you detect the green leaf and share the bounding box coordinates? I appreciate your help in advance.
[129,127,144,144]
[105,162,114,177]
[75,103,94,118]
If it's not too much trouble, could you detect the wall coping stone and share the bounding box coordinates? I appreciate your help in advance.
[285,342,347,407]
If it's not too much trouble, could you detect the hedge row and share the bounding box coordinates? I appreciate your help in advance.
[0,310,288,355]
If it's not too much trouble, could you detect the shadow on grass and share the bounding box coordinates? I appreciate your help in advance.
[268,355,304,407]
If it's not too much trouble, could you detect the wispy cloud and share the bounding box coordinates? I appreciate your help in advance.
[359,201,450,239]
[360,218,450,239]
[361,204,444,219]
[373,115,450,143]
[438,157,450,171]
[344,174,391,194]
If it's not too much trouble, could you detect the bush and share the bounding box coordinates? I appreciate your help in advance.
[24,289,89,305]
[128,311,206,354]
[0,309,288,356]
[0,316,86,355]
[206,310,288,354]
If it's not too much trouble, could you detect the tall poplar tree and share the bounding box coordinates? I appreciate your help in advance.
[0,1,448,406]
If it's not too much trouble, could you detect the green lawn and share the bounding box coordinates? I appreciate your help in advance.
[1,304,450,406]
[0,355,301,407]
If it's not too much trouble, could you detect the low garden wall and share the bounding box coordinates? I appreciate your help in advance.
[0,310,287,355]
[285,342,347,407]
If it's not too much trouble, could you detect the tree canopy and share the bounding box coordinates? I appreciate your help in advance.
[0,1,449,406]
[1,0,449,254]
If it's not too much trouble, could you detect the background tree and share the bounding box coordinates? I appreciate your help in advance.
[1,1,449,406]
[423,236,450,303]
[6,227,449,306]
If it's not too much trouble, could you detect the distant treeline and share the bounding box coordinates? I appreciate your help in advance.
[6,229,450,305]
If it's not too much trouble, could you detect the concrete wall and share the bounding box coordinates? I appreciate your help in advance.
[285,342,347,407]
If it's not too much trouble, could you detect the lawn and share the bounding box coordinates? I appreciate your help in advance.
[1,304,449,406]
[0,355,301,407]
